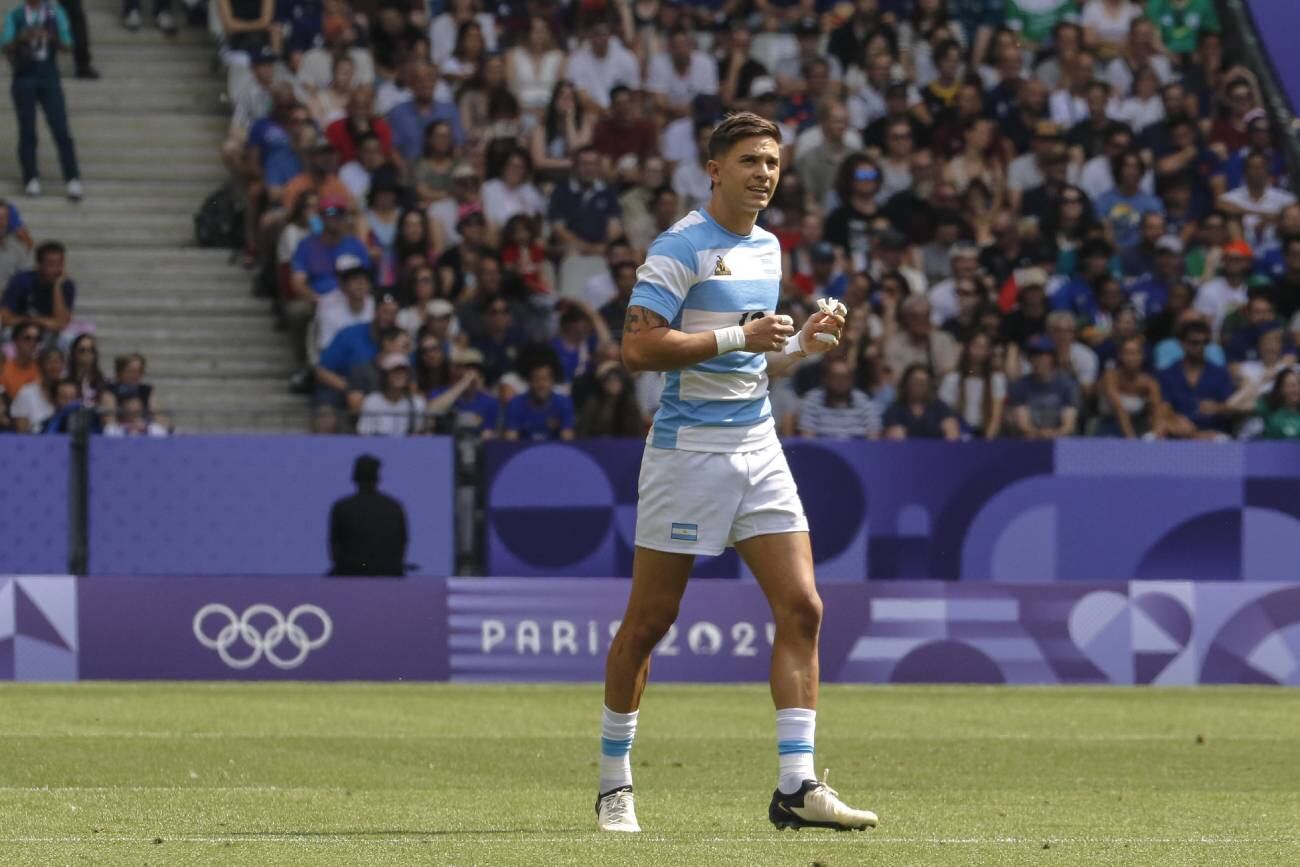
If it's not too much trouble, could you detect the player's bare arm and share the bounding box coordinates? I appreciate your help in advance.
[621,305,796,373]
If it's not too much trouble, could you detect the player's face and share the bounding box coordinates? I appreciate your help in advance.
[711,136,780,213]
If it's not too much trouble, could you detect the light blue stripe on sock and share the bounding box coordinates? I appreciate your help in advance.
[601,736,634,757]
[777,739,814,755]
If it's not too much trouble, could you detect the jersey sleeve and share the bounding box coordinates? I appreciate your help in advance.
[629,231,696,324]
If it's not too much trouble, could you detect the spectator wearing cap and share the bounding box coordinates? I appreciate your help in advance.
[223,45,280,177]
[568,19,640,111]
[1128,235,1189,320]
[928,242,983,326]
[795,355,882,440]
[1158,319,1236,437]
[427,346,499,436]
[646,27,719,118]
[1094,150,1164,251]
[1218,151,1298,251]
[1008,121,1065,202]
[1009,336,1080,439]
[1,240,73,333]
[10,344,62,433]
[883,365,960,441]
[410,296,456,346]
[281,134,355,219]
[387,64,465,166]
[886,295,961,381]
[287,199,371,359]
[481,148,544,230]
[592,86,659,164]
[1195,240,1254,338]
[2,0,83,199]
[549,146,624,296]
[316,294,400,406]
[503,359,575,441]
[357,353,425,436]
[314,256,374,354]
[0,320,42,398]
[824,155,883,273]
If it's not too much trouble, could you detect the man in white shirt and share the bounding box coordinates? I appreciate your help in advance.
[1046,311,1100,396]
[645,28,718,117]
[1105,18,1173,98]
[1078,125,1153,200]
[568,20,641,110]
[1195,241,1255,338]
[1219,152,1299,250]
[315,257,375,355]
[296,20,375,91]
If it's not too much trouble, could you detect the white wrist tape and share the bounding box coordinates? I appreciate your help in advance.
[713,325,746,354]
[783,331,806,356]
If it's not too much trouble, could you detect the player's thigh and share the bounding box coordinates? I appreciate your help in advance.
[635,446,747,556]
[622,545,695,631]
[735,530,819,620]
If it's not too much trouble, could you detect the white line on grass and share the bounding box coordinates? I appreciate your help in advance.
[0,835,1294,846]
[1,731,1293,742]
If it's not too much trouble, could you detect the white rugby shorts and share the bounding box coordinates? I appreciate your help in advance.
[634,442,809,556]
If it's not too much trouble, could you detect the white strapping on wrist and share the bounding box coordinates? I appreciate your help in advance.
[783,330,806,356]
[713,325,746,354]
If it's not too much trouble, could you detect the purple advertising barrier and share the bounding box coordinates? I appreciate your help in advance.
[448,579,1300,686]
[1246,0,1300,113]
[0,437,69,574]
[0,576,78,682]
[87,436,454,577]
[78,577,448,681]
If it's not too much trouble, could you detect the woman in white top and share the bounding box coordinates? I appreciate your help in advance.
[1081,0,1143,61]
[306,55,355,128]
[429,0,497,67]
[938,331,1006,438]
[11,346,64,433]
[358,354,427,436]
[944,117,1007,207]
[442,20,487,86]
[508,16,567,117]
[529,80,595,180]
[481,148,544,230]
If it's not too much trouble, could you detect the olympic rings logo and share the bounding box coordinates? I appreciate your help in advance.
[192,603,333,670]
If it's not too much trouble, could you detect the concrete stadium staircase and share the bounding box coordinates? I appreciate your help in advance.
[0,2,303,431]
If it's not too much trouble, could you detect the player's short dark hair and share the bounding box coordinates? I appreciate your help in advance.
[35,240,65,263]
[707,112,782,162]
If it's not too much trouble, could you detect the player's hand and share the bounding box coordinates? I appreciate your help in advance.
[742,313,796,353]
[801,299,847,355]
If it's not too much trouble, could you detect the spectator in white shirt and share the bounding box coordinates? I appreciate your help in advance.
[1078,124,1153,200]
[1219,152,1299,251]
[646,28,718,117]
[10,346,63,433]
[481,148,545,230]
[1048,51,1096,129]
[297,18,375,92]
[1195,241,1255,338]
[358,354,426,436]
[671,120,714,211]
[567,19,640,110]
[1046,311,1100,397]
[1104,18,1173,97]
[428,0,497,67]
[315,258,375,354]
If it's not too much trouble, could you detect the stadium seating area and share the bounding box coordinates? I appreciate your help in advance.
[3,0,1299,441]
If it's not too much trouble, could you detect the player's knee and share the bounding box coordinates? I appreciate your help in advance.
[622,609,678,654]
[778,591,823,642]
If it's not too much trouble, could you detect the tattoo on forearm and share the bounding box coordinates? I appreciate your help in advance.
[623,305,667,336]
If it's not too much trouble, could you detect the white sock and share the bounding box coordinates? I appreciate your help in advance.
[599,706,638,794]
[776,707,816,795]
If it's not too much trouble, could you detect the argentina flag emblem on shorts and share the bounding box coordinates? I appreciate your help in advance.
[670,523,699,543]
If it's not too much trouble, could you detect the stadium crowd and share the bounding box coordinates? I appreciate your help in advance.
[0,201,167,436]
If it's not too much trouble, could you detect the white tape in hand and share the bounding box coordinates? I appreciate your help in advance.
[813,298,848,345]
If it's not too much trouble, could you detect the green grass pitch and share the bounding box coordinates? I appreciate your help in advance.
[1,683,1298,865]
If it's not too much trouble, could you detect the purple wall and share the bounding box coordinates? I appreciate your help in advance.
[483,441,1300,582]
[1246,0,1300,113]
[0,437,69,574]
[87,437,454,577]
[4,575,1298,685]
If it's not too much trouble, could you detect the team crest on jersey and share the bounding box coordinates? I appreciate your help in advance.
[714,256,732,276]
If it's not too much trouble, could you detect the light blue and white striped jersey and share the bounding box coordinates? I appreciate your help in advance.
[630,208,782,452]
